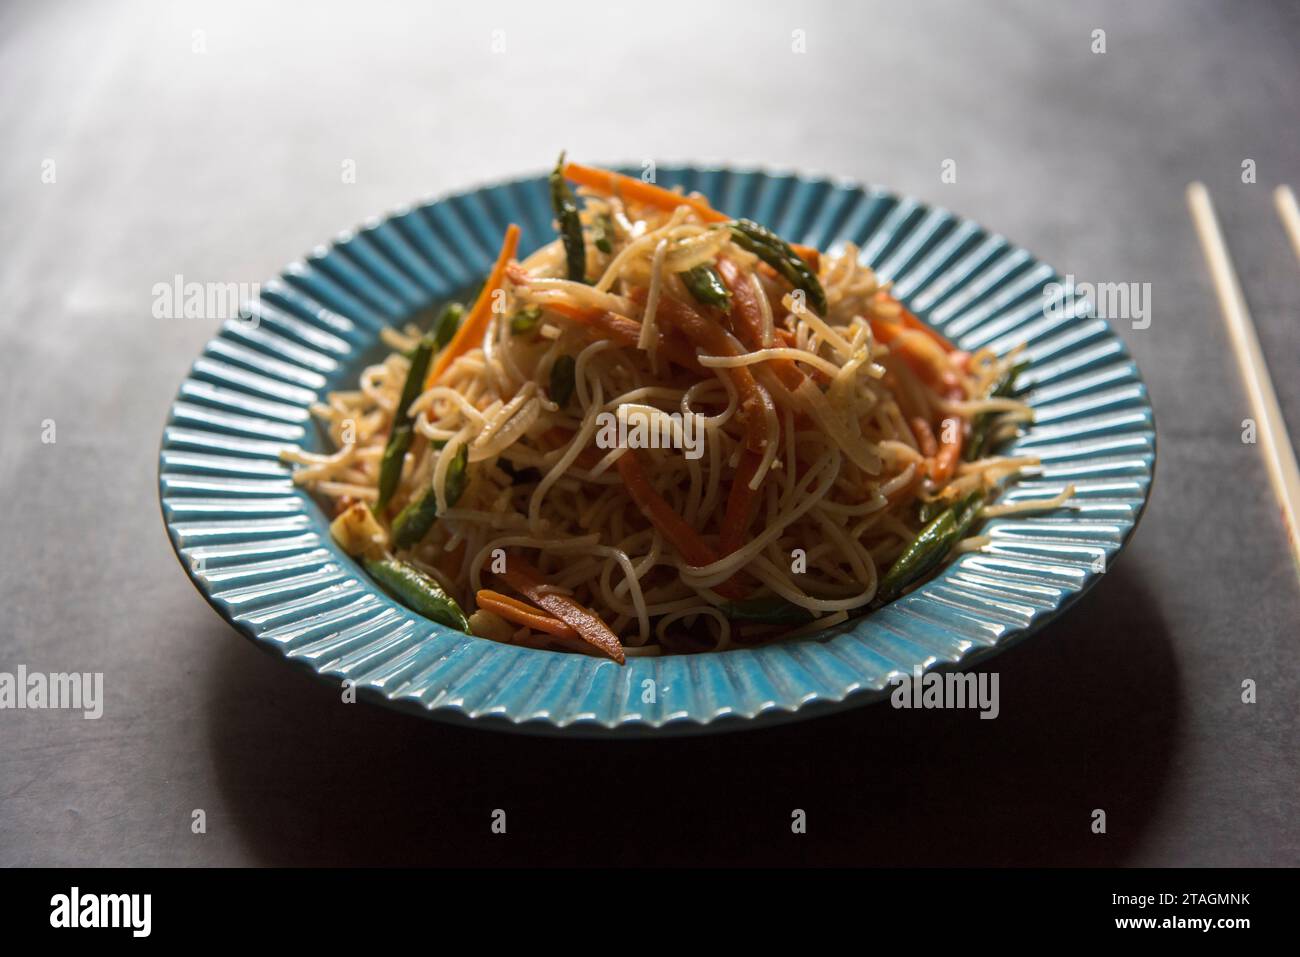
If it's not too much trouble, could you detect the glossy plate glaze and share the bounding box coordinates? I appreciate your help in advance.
[158,166,1156,736]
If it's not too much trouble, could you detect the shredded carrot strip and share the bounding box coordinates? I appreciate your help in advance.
[867,313,904,346]
[910,417,938,458]
[930,386,966,483]
[873,320,965,481]
[616,450,745,599]
[640,291,776,455]
[565,161,723,223]
[539,300,599,324]
[595,313,702,372]
[563,162,817,260]
[768,327,830,384]
[719,448,763,556]
[870,315,957,392]
[542,301,702,372]
[427,223,520,386]
[716,257,806,391]
[871,309,965,479]
[616,450,719,568]
[932,431,962,483]
[476,589,577,638]
[900,307,955,352]
[498,558,625,663]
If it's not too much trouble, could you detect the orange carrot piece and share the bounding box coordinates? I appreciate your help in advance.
[900,307,954,352]
[538,300,599,324]
[932,431,962,483]
[770,328,830,384]
[640,291,776,455]
[427,224,520,386]
[505,262,531,286]
[595,313,702,372]
[563,162,818,260]
[930,386,966,484]
[616,449,719,568]
[541,300,702,373]
[910,416,938,458]
[564,161,724,223]
[866,314,902,346]
[719,448,763,556]
[869,316,958,392]
[476,589,578,638]
[715,257,806,392]
[615,450,745,599]
[498,558,625,663]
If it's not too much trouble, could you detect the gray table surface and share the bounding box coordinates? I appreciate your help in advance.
[1,0,1296,867]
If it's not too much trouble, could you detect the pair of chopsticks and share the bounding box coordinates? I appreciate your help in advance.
[1187,184,1300,583]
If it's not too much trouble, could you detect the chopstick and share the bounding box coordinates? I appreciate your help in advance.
[1187,182,1300,582]
[1274,185,1300,266]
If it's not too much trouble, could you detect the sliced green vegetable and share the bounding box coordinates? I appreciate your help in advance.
[376,426,412,512]
[727,218,826,314]
[432,301,465,349]
[549,354,576,407]
[397,337,436,416]
[719,596,815,627]
[593,213,615,254]
[948,489,985,542]
[376,332,437,511]
[877,509,957,605]
[876,489,985,604]
[391,444,469,550]
[681,263,732,313]
[510,306,542,335]
[964,359,1029,461]
[364,556,469,631]
[914,498,946,526]
[550,152,586,282]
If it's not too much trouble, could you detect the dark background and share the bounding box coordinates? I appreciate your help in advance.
[1,0,1296,865]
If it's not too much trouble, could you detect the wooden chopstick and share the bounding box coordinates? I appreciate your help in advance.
[1187,182,1300,582]
[1274,185,1300,266]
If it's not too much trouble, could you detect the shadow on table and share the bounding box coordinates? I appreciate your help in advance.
[207,560,1180,866]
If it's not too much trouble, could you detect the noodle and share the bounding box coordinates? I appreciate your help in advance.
[288,159,1062,660]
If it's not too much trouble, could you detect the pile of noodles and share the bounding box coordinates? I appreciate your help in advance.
[285,187,1071,656]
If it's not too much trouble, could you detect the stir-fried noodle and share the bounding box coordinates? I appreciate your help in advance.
[286,159,1072,662]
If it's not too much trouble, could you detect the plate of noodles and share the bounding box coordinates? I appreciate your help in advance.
[159,158,1155,735]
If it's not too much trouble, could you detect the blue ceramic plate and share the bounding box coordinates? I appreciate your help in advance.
[159,166,1156,736]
